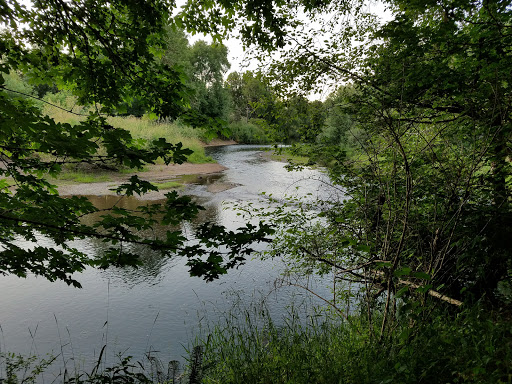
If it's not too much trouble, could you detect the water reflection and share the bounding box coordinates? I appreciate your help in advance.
[81,195,221,230]
[75,194,224,287]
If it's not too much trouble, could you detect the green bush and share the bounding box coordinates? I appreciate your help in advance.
[227,120,272,144]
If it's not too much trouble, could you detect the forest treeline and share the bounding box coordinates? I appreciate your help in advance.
[5,25,346,148]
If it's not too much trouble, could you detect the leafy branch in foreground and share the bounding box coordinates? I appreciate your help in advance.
[0,0,274,286]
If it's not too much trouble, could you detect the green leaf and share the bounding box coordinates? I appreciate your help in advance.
[356,244,370,252]
[412,271,431,280]
[394,267,412,277]
[395,286,409,298]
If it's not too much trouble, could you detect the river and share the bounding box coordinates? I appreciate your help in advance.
[0,145,341,379]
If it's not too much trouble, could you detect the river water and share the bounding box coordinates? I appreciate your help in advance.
[0,145,341,378]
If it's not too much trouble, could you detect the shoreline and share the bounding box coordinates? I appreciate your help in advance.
[56,140,238,198]
[202,138,238,147]
[56,162,230,199]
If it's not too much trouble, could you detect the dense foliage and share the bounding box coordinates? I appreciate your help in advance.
[225,0,512,308]
[1,0,511,381]
[181,0,512,378]
[0,0,273,286]
[182,1,512,381]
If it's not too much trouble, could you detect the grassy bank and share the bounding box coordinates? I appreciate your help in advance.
[197,303,512,384]
[105,116,214,164]
[3,301,509,383]
[43,94,214,166]
[51,170,113,183]
[38,100,217,188]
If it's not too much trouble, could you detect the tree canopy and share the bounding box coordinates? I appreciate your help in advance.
[0,0,273,287]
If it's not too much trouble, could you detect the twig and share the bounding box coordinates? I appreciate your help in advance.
[1,86,89,116]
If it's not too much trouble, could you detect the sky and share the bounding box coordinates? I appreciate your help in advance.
[180,0,392,100]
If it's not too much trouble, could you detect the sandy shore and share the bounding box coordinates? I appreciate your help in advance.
[56,162,228,196]
[57,140,237,199]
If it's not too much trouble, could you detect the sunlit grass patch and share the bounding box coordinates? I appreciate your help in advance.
[118,166,149,174]
[270,151,310,164]
[153,180,183,190]
[52,171,112,183]
[106,116,214,164]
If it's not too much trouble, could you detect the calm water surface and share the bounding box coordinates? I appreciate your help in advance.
[0,145,341,375]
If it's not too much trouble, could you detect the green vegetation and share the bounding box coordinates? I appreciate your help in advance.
[224,71,326,144]
[188,0,512,381]
[269,149,311,166]
[160,26,232,124]
[153,180,183,190]
[52,171,112,184]
[3,304,510,383]
[2,0,512,382]
[104,116,214,165]
[227,120,272,144]
[41,94,214,165]
[198,304,511,384]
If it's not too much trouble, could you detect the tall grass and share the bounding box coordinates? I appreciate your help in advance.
[2,295,510,383]
[197,302,512,384]
[106,116,214,164]
[42,93,214,164]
